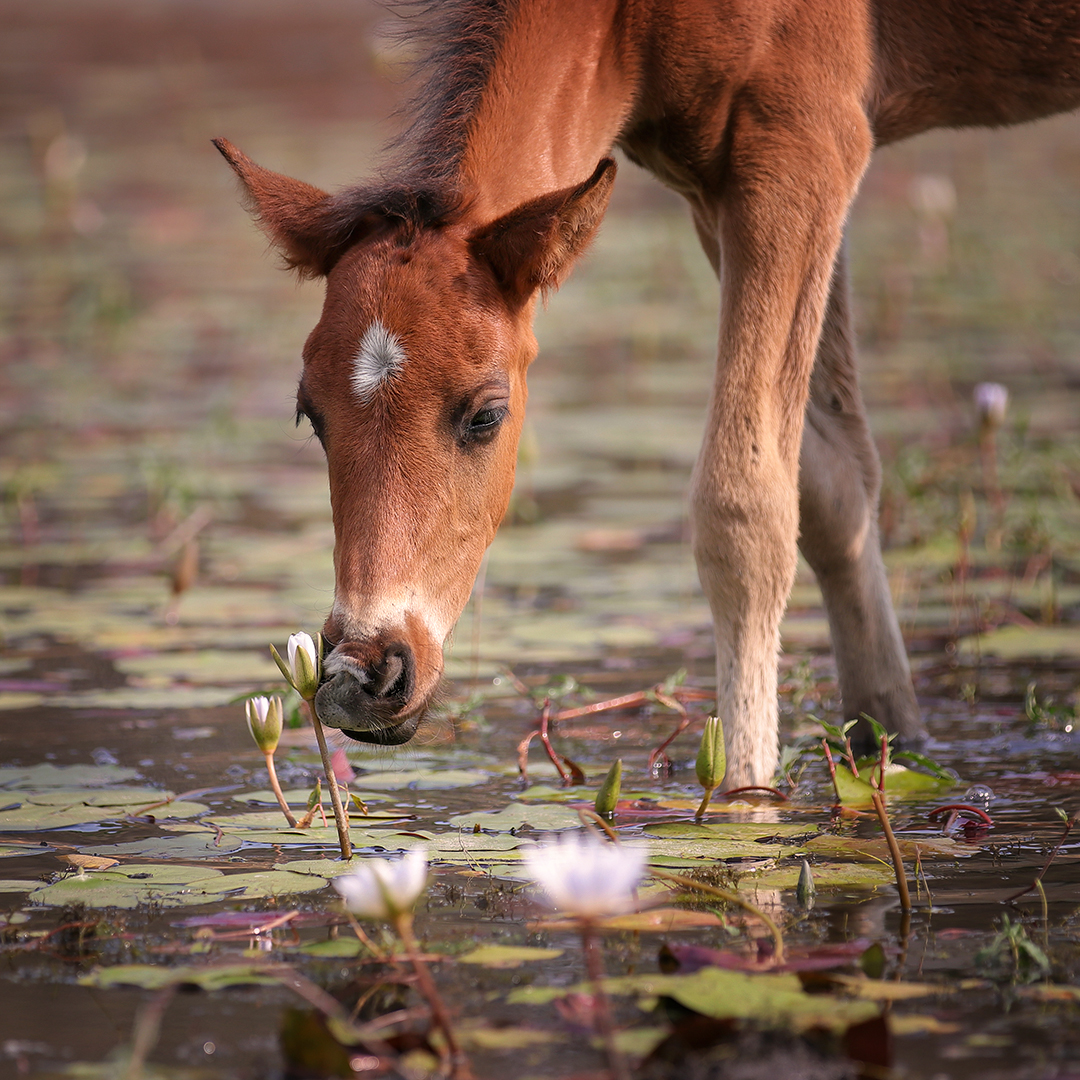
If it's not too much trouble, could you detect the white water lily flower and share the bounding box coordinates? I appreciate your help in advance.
[524,834,646,919]
[333,849,429,919]
[287,631,319,698]
[245,695,283,754]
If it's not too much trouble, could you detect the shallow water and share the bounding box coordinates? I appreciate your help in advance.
[2,2,1080,1077]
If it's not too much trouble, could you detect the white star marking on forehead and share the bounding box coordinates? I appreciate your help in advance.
[351,320,407,402]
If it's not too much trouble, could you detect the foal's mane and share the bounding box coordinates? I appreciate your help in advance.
[325,0,516,243]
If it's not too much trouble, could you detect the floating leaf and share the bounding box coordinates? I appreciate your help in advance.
[351,769,493,790]
[80,963,282,991]
[0,880,43,893]
[643,822,811,841]
[30,864,225,909]
[84,834,244,859]
[460,1024,560,1050]
[533,908,724,932]
[740,861,894,890]
[0,764,140,789]
[297,937,366,958]
[458,945,564,968]
[194,870,330,899]
[448,804,584,832]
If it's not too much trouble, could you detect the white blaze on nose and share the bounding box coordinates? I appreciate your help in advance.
[351,320,406,401]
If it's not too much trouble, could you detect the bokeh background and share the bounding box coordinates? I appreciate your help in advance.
[2,0,1078,740]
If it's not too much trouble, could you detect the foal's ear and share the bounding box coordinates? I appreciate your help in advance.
[213,138,346,278]
[470,158,616,301]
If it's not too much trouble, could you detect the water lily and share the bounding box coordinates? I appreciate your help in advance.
[524,834,645,919]
[244,695,295,827]
[287,631,320,699]
[245,695,282,753]
[333,849,429,920]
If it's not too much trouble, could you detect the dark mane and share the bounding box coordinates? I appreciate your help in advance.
[328,0,516,235]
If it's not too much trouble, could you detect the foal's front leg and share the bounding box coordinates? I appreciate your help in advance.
[690,113,872,790]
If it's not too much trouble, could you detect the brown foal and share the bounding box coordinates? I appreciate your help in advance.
[217,0,1080,787]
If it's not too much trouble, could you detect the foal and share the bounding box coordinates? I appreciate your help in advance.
[218,0,1080,787]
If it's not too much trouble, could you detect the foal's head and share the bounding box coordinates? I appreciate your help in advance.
[216,140,614,744]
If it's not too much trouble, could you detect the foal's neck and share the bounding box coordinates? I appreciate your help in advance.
[456,0,639,221]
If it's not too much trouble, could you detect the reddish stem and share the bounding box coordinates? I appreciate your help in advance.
[822,739,842,805]
[927,803,994,826]
[722,785,789,801]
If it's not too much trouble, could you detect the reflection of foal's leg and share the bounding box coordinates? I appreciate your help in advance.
[798,248,923,746]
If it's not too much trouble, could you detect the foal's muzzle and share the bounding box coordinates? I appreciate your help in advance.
[314,639,422,745]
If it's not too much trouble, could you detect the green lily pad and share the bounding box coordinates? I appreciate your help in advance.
[458,945,564,968]
[30,864,226,909]
[804,834,975,862]
[354,769,493,790]
[0,764,141,789]
[833,764,951,806]
[0,880,44,892]
[0,798,207,831]
[643,822,812,841]
[113,649,281,685]
[740,860,895,890]
[298,937,366,958]
[645,837,792,861]
[83,834,245,859]
[238,788,388,807]
[194,870,330,899]
[50,687,241,710]
[509,969,879,1032]
[958,625,1080,661]
[0,842,53,859]
[80,962,282,991]
[448,804,585,832]
[24,787,175,807]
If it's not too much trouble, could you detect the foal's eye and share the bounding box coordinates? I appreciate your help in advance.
[462,404,508,444]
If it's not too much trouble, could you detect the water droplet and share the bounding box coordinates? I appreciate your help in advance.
[91,748,119,766]
[202,1042,215,1055]
[963,784,993,809]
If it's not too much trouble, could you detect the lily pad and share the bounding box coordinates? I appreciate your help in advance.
[0,880,44,892]
[0,798,208,831]
[353,769,493,790]
[958,625,1080,661]
[298,937,367,958]
[833,764,951,805]
[80,962,283,991]
[509,968,879,1032]
[0,764,140,789]
[458,945,564,968]
[193,870,330,899]
[113,649,281,685]
[643,822,812,841]
[805,834,975,862]
[740,861,895,890]
[30,864,226,909]
[84,834,245,859]
[448,804,585,832]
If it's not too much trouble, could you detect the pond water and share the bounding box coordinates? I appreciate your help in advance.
[1,2,1079,1077]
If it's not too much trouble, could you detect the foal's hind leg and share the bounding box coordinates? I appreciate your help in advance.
[798,245,924,748]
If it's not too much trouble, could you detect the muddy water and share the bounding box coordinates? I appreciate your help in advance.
[2,2,1079,1077]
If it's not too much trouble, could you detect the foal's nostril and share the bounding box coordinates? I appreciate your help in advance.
[368,645,411,699]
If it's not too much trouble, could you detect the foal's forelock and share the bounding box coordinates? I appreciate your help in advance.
[351,320,408,402]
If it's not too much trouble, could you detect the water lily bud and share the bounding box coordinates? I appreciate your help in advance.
[973,382,1008,428]
[594,759,622,818]
[524,834,645,919]
[246,695,283,754]
[796,859,816,909]
[333,849,429,920]
[695,715,726,794]
[271,632,321,699]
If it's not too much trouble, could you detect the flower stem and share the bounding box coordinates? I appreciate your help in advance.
[305,699,351,860]
[694,785,715,821]
[870,789,910,911]
[264,751,298,827]
[393,913,473,1080]
[582,924,630,1080]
